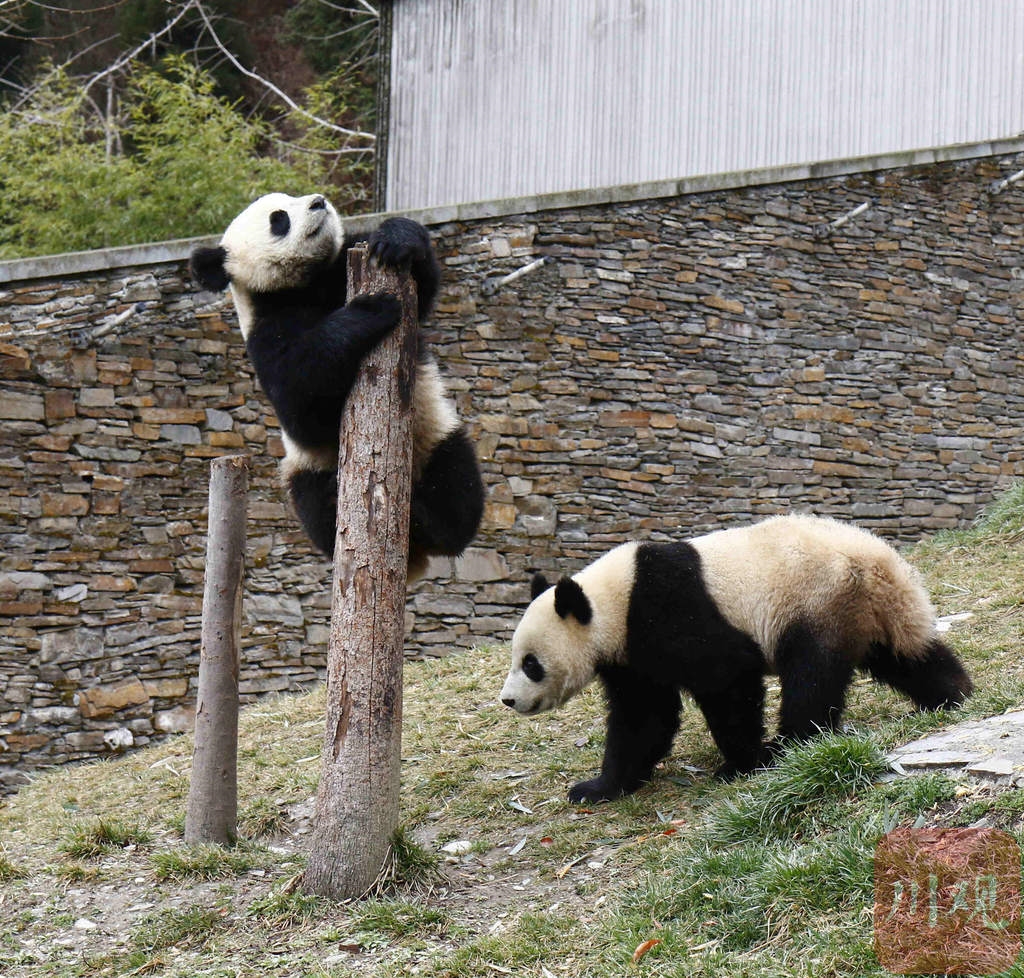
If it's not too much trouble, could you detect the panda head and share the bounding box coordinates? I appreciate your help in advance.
[500,572,599,715]
[190,193,343,320]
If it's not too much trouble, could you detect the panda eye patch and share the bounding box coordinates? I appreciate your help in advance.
[521,653,545,683]
[269,210,291,237]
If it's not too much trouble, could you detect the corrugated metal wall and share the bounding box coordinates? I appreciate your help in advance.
[386,0,1024,210]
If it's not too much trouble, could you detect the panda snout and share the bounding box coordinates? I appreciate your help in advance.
[501,696,516,709]
[309,195,326,211]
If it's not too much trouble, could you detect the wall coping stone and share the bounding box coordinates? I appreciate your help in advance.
[3,136,1024,285]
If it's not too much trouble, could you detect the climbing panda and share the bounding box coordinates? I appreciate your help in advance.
[190,192,484,581]
[499,514,973,802]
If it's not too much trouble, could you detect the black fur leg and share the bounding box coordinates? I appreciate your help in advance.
[570,668,681,803]
[366,217,440,320]
[288,469,337,559]
[865,638,973,710]
[690,668,770,778]
[409,428,484,557]
[774,622,853,742]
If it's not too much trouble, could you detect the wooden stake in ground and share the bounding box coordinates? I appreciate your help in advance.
[185,453,249,847]
[302,245,417,899]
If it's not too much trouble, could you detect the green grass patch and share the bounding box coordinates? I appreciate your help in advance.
[960,479,1024,539]
[707,733,889,843]
[423,911,580,977]
[58,818,153,858]
[150,844,262,881]
[52,860,100,883]
[238,797,289,839]
[0,854,26,881]
[247,887,325,926]
[351,899,457,943]
[604,743,964,969]
[132,904,226,953]
[387,825,442,886]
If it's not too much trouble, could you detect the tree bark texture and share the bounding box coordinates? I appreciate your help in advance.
[184,453,249,847]
[301,246,417,899]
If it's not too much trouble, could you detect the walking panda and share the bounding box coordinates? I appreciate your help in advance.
[190,192,484,581]
[500,514,973,802]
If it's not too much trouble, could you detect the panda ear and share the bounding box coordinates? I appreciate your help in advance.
[553,577,593,625]
[190,246,230,291]
[530,573,551,602]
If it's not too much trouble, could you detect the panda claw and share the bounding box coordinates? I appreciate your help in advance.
[348,293,402,323]
[367,217,429,270]
[714,745,778,781]
[568,777,622,804]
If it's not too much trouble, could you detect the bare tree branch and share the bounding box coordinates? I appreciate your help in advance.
[80,0,198,95]
[191,0,375,145]
[3,0,380,155]
[316,0,378,15]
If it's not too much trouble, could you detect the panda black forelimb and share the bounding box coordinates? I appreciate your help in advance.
[688,667,772,778]
[317,294,405,373]
[365,217,441,321]
[570,667,682,803]
[190,246,229,292]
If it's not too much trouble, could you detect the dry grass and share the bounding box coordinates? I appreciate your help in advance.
[1,486,1022,977]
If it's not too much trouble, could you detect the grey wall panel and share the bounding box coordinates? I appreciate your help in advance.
[388,0,1024,209]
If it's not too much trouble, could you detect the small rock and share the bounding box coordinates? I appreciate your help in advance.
[441,839,473,855]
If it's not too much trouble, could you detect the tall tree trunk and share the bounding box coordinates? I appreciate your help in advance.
[185,453,248,847]
[301,245,416,898]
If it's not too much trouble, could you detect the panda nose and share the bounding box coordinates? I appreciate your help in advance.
[309,195,326,211]
[501,697,516,709]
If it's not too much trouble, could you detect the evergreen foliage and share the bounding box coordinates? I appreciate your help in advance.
[0,57,329,258]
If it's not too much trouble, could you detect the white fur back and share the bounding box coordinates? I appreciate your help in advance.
[692,514,936,666]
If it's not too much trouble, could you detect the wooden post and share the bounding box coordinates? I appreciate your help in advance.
[185,453,249,847]
[301,246,417,898]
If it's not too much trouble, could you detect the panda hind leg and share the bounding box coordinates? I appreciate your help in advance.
[288,469,338,559]
[409,428,484,558]
[774,622,854,743]
[864,639,973,710]
[690,667,772,779]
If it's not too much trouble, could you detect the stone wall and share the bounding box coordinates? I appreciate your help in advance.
[2,146,1023,789]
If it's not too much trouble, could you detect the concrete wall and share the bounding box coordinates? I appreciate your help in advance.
[2,143,1023,789]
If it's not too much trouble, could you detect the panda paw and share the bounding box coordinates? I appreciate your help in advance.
[348,293,402,323]
[568,776,624,804]
[367,217,431,270]
[713,745,777,781]
[712,762,745,782]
